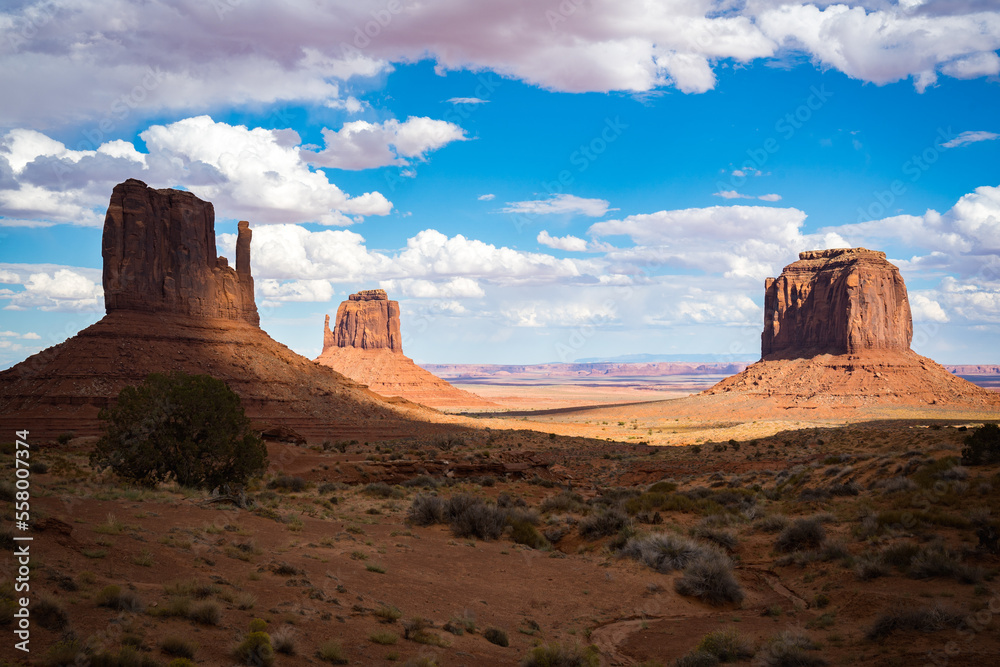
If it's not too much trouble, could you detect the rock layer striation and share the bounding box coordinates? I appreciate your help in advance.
[762,248,911,358]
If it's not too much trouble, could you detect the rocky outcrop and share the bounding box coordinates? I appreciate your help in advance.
[317,291,494,409]
[699,247,1000,417]
[0,180,453,441]
[325,289,401,352]
[705,349,1000,413]
[762,248,912,358]
[102,178,258,325]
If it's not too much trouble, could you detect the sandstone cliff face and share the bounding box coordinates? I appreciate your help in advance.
[324,289,402,352]
[102,178,258,325]
[762,248,912,359]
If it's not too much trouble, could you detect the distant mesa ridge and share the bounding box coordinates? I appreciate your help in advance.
[762,247,911,359]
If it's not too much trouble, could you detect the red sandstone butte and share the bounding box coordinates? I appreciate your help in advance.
[762,248,912,358]
[325,289,402,352]
[0,180,443,441]
[316,291,494,410]
[704,248,1000,413]
[102,179,259,325]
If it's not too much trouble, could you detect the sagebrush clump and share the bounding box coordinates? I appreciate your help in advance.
[775,517,826,553]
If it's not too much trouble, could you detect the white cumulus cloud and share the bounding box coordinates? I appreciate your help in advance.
[380,277,485,299]
[537,230,588,252]
[715,190,782,202]
[306,117,466,170]
[0,265,103,312]
[755,3,1000,92]
[671,290,761,326]
[219,224,599,294]
[257,279,334,304]
[0,116,429,226]
[1,0,997,135]
[141,116,392,224]
[589,204,848,281]
[910,293,950,323]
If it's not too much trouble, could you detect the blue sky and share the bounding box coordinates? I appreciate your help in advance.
[2,0,1000,367]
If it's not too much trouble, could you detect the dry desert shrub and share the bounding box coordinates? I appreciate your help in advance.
[483,627,509,647]
[578,508,630,540]
[854,551,891,581]
[691,526,739,552]
[908,542,983,583]
[755,631,827,667]
[619,533,716,573]
[866,605,963,641]
[754,514,789,533]
[271,625,297,655]
[33,597,69,631]
[317,639,348,664]
[402,474,441,489]
[233,627,274,667]
[509,517,549,549]
[369,629,398,645]
[95,585,144,613]
[188,600,221,625]
[444,610,476,635]
[675,650,720,667]
[674,552,745,606]
[363,481,404,499]
[160,636,197,659]
[695,627,753,661]
[374,604,403,623]
[775,517,826,553]
[962,424,1000,465]
[267,475,307,492]
[540,491,586,513]
[519,642,601,667]
[450,500,507,540]
[408,494,445,526]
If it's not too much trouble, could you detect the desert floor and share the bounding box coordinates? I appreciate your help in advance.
[4,379,1000,667]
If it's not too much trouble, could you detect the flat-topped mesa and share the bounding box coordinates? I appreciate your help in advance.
[350,289,389,301]
[102,178,259,325]
[315,289,494,407]
[761,247,912,359]
[323,290,402,353]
